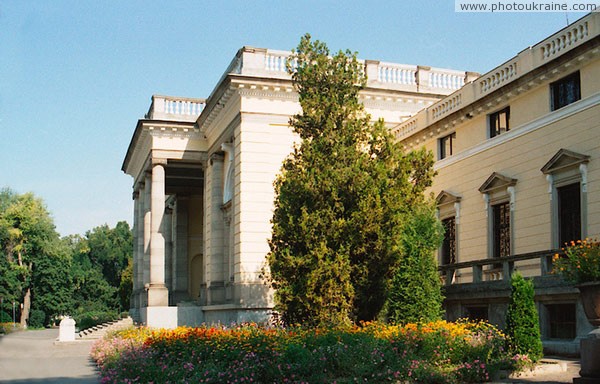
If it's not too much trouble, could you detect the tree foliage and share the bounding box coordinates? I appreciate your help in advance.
[505,272,543,362]
[0,188,69,326]
[0,188,132,326]
[266,35,439,326]
[385,204,444,324]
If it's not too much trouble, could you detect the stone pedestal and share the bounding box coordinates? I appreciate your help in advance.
[574,329,600,383]
[574,284,600,384]
[58,317,76,342]
[147,284,169,307]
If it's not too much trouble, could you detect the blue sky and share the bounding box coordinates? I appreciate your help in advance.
[0,1,588,236]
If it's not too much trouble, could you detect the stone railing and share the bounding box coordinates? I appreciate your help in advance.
[225,47,472,95]
[146,95,206,122]
[429,68,466,91]
[375,62,417,85]
[438,249,560,286]
[394,12,599,141]
[540,20,589,61]
[478,60,518,94]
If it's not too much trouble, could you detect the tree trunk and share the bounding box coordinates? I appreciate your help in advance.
[20,287,30,327]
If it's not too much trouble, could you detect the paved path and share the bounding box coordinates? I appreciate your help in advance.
[0,329,99,384]
[493,357,581,384]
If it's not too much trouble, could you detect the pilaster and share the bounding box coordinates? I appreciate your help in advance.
[172,197,190,303]
[204,153,226,305]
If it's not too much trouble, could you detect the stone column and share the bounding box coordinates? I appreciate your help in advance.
[136,182,145,307]
[205,153,225,305]
[131,190,140,311]
[143,172,152,307]
[148,159,169,306]
[172,197,189,303]
[164,205,173,296]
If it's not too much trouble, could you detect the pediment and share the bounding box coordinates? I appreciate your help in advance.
[478,172,517,194]
[435,190,461,206]
[541,149,589,174]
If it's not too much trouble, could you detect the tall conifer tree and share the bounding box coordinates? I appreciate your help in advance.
[266,35,440,326]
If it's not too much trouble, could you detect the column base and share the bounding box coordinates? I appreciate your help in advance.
[147,284,169,307]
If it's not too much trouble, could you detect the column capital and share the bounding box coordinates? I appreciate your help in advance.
[210,152,224,165]
[152,158,168,166]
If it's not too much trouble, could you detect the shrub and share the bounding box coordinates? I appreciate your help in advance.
[505,272,543,362]
[28,309,46,328]
[74,311,118,330]
[386,205,444,324]
[553,238,600,284]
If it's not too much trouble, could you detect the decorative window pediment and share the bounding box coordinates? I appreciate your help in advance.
[478,172,517,194]
[541,148,589,175]
[436,190,461,206]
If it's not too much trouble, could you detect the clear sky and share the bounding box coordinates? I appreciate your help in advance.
[0,1,589,237]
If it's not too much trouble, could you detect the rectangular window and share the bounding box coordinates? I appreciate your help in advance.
[489,107,510,138]
[551,71,581,111]
[558,182,581,246]
[492,202,511,259]
[439,132,456,160]
[465,306,488,322]
[441,217,456,265]
[547,304,576,339]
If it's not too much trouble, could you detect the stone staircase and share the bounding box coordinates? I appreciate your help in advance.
[77,316,134,340]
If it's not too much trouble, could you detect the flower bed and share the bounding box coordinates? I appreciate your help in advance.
[91,320,515,383]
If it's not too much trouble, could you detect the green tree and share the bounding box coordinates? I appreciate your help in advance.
[266,35,437,326]
[505,272,543,362]
[30,238,74,325]
[118,258,133,311]
[385,204,444,324]
[85,221,132,288]
[0,189,64,326]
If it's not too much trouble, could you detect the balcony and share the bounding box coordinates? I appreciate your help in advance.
[438,249,560,286]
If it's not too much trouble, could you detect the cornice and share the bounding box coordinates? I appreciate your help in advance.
[433,91,600,171]
[394,41,600,149]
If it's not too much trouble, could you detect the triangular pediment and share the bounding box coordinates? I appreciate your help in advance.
[541,149,590,174]
[436,190,461,206]
[478,172,517,194]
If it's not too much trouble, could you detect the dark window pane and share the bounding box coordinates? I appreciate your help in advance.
[493,202,511,259]
[489,107,510,138]
[441,217,456,265]
[551,72,581,111]
[558,183,581,246]
[547,304,576,339]
[465,306,488,321]
[439,132,456,160]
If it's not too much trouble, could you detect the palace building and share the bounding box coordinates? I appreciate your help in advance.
[123,13,599,354]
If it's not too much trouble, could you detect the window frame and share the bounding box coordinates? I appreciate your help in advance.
[438,132,456,160]
[488,107,510,138]
[550,71,581,111]
[541,149,589,250]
